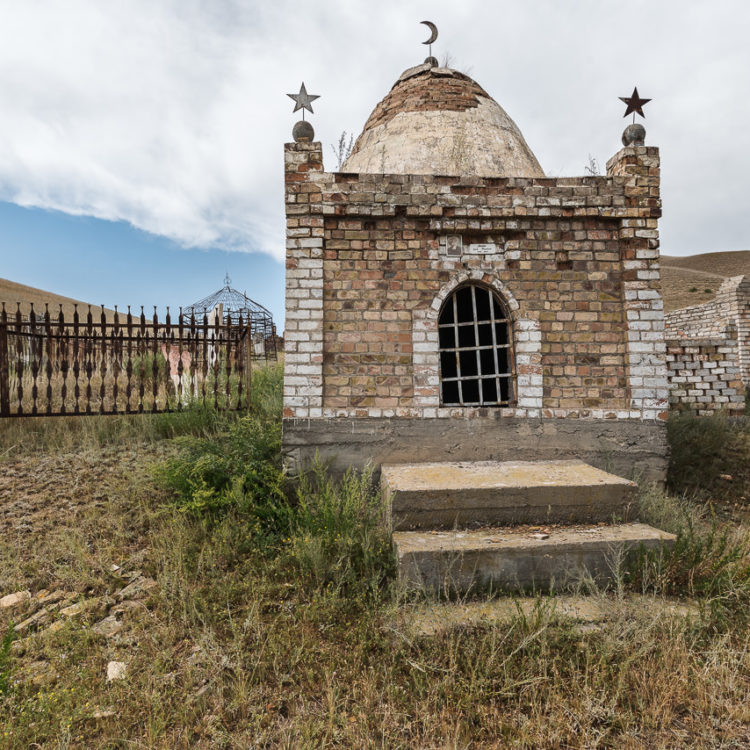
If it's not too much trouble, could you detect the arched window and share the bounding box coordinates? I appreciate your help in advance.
[438,283,514,406]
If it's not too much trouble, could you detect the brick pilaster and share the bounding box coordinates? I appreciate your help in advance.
[608,146,669,420]
[283,141,324,419]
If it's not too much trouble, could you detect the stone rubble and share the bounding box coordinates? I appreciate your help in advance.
[1,570,157,643]
[0,590,31,609]
[115,576,157,602]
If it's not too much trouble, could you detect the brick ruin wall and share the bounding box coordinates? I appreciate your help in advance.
[284,142,668,423]
[664,275,749,413]
[666,335,745,415]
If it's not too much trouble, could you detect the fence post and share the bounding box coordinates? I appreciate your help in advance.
[0,306,9,417]
[245,324,252,409]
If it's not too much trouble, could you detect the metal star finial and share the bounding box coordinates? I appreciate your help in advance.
[619,86,651,121]
[287,82,319,121]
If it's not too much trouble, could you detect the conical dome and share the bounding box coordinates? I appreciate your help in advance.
[342,63,544,178]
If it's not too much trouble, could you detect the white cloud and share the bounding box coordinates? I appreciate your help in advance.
[0,0,749,259]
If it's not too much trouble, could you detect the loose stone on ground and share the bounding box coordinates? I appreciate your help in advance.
[0,590,31,609]
[106,661,127,681]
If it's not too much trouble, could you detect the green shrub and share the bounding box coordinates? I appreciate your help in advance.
[0,625,15,698]
[286,460,395,598]
[635,484,750,624]
[667,411,735,495]
[158,407,286,525]
[157,364,289,534]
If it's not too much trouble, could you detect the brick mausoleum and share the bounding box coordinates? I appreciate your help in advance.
[282,61,669,482]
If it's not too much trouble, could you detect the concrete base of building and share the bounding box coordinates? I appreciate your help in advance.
[282,416,668,484]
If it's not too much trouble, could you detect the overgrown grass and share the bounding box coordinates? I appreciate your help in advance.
[636,485,750,620]
[4,498,750,746]
[667,411,750,505]
[0,626,14,698]
[634,414,750,625]
[3,377,750,745]
[157,362,394,601]
[286,462,395,599]
[157,364,287,529]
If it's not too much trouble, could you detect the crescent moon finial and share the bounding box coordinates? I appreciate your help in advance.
[421,20,438,46]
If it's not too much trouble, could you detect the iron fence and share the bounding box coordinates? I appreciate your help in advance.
[0,303,253,417]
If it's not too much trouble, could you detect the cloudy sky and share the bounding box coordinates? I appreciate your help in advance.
[0,0,748,326]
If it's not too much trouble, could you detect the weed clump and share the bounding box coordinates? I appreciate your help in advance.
[157,363,395,598]
[667,411,737,495]
[287,461,395,597]
[637,485,750,609]
[157,364,287,527]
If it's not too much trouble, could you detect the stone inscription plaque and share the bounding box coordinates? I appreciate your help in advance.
[468,243,499,255]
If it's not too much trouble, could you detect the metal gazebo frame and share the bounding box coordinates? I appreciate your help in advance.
[182,276,278,362]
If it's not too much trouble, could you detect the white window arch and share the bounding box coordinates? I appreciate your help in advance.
[437,283,515,406]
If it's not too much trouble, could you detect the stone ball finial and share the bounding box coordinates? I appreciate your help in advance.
[622,122,646,147]
[424,55,438,67]
[292,120,315,143]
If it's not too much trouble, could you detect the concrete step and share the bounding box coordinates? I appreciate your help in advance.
[393,522,676,594]
[400,594,699,637]
[382,459,638,530]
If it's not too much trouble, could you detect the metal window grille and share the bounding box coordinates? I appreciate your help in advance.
[438,284,514,406]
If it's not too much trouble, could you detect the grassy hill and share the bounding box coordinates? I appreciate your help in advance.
[0,278,116,321]
[661,251,750,312]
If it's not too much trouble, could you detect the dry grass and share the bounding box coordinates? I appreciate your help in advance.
[662,251,750,279]
[1,453,749,747]
[0,277,116,321]
[661,251,750,312]
[660,266,722,312]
